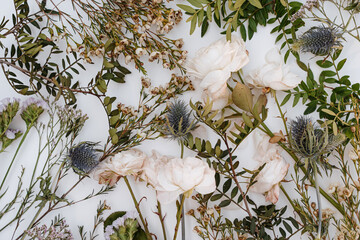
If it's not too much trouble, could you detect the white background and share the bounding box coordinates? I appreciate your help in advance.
[1,0,360,239]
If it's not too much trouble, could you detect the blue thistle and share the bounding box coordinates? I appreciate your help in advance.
[162,100,197,141]
[292,26,342,55]
[68,142,100,174]
[289,116,345,160]
[289,116,345,239]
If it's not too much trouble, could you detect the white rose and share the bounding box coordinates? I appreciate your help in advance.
[186,36,249,79]
[250,154,290,203]
[92,149,147,184]
[249,130,290,203]
[186,36,249,110]
[140,150,171,187]
[154,157,216,204]
[246,48,301,90]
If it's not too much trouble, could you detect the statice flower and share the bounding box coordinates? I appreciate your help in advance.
[161,100,197,141]
[290,0,319,22]
[292,26,342,56]
[68,142,100,174]
[289,116,345,161]
[26,219,73,240]
[1,128,22,152]
[104,211,140,240]
[20,97,48,126]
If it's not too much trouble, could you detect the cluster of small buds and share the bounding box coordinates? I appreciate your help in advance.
[321,208,335,220]
[56,105,88,135]
[141,77,151,88]
[26,219,73,240]
[290,0,319,22]
[337,186,355,199]
[336,225,360,240]
[117,104,138,117]
[50,32,67,43]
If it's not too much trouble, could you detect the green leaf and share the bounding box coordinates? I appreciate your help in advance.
[232,83,253,112]
[249,0,262,8]
[223,179,232,193]
[177,4,196,13]
[187,0,203,8]
[337,58,347,71]
[190,14,198,34]
[219,200,231,207]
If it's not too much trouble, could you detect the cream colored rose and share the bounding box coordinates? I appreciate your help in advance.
[250,154,290,203]
[140,150,171,187]
[186,36,249,109]
[92,149,147,185]
[249,130,290,204]
[246,48,301,90]
[154,157,216,204]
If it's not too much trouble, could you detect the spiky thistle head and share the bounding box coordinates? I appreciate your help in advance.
[289,116,345,161]
[68,142,100,175]
[161,100,197,141]
[292,26,342,56]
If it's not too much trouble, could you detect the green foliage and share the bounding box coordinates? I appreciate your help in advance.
[179,0,289,40]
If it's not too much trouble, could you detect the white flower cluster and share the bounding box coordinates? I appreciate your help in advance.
[186,35,249,110]
[248,130,290,204]
[92,149,216,204]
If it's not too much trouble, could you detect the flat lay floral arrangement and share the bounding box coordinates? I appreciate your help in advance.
[1,0,360,239]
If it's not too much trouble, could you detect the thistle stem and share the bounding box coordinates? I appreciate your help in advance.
[123,176,151,240]
[173,194,185,240]
[314,164,322,239]
[179,141,186,240]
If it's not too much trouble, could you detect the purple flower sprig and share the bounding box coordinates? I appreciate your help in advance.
[20,97,48,127]
[1,128,22,152]
[0,98,20,135]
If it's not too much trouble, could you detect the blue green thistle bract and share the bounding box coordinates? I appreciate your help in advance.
[292,26,342,56]
[162,100,197,141]
[289,116,345,161]
[68,142,100,175]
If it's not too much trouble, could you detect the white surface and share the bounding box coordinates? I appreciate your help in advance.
[1,0,359,239]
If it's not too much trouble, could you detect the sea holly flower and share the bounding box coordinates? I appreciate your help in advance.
[292,26,342,55]
[161,100,197,141]
[20,97,47,127]
[68,142,100,175]
[289,116,345,163]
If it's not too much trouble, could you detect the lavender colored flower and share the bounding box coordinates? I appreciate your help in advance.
[20,97,48,126]
[4,129,21,139]
[26,219,73,240]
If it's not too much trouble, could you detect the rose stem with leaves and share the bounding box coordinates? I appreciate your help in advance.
[123,176,152,240]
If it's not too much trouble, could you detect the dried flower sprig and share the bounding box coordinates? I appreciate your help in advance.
[38,0,186,74]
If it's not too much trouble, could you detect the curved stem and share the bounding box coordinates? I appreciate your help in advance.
[123,176,151,240]
[173,194,185,240]
[156,201,167,240]
[314,164,322,240]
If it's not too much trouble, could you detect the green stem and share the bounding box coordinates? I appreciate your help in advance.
[173,194,185,240]
[123,176,151,240]
[179,141,185,240]
[19,202,46,240]
[273,91,291,148]
[157,201,167,240]
[314,164,322,240]
[280,185,296,210]
[0,124,32,192]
